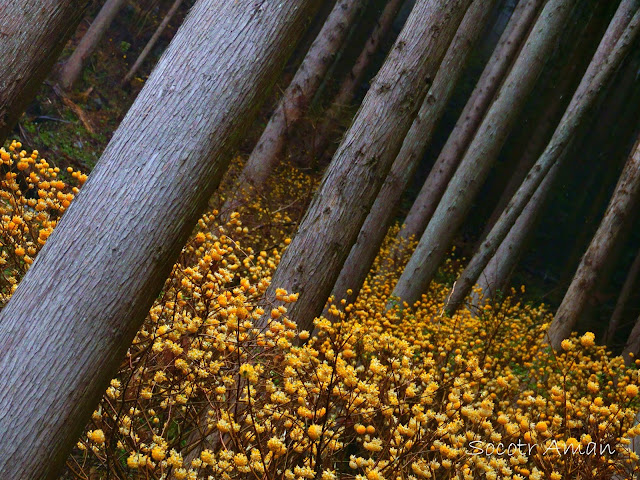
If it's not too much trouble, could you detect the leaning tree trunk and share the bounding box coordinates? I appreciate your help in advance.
[395,0,544,244]
[58,0,127,90]
[549,135,640,349]
[0,0,91,143]
[444,1,640,315]
[311,0,406,162]
[122,0,185,85]
[390,0,576,308]
[329,0,497,308]
[261,0,474,333]
[623,308,640,366]
[605,247,640,346]
[223,0,365,210]
[0,0,320,478]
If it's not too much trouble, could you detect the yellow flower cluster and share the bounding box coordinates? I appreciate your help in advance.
[3,143,640,479]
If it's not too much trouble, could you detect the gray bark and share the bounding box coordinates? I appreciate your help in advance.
[122,0,185,85]
[0,0,320,478]
[396,0,544,244]
[311,0,406,160]
[447,3,640,315]
[329,0,497,307]
[263,0,473,333]
[550,134,640,349]
[605,247,640,346]
[390,0,576,307]
[58,0,127,90]
[228,0,365,195]
[0,0,90,143]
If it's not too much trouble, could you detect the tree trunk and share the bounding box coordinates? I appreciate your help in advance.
[605,247,640,346]
[0,0,320,478]
[261,0,473,333]
[445,3,640,315]
[395,0,544,244]
[549,135,640,349]
[473,156,559,307]
[58,0,127,90]
[390,0,575,308]
[122,0,185,85]
[311,0,406,162]
[329,0,497,307]
[0,0,91,143]
[225,0,365,203]
[622,309,640,366]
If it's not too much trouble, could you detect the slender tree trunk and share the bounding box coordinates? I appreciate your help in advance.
[0,0,320,478]
[225,0,365,203]
[604,247,640,346]
[122,0,185,85]
[311,0,406,162]
[390,0,576,308]
[623,309,640,366]
[329,0,497,307]
[262,0,473,333]
[0,0,91,143]
[58,0,127,90]
[549,135,640,349]
[442,1,640,314]
[473,156,559,307]
[395,0,544,244]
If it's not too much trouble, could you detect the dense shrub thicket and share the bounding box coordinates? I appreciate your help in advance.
[2,142,640,480]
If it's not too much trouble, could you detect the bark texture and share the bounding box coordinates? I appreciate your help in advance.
[329,0,497,307]
[122,0,185,85]
[230,0,365,194]
[58,0,127,90]
[0,0,319,478]
[391,0,575,307]
[550,135,640,349]
[623,310,640,365]
[396,0,544,244]
[311,0,406,160]
[0,0,90,143]
[446,1,640,316]
[605,247,640,345]
[263,0,473,333]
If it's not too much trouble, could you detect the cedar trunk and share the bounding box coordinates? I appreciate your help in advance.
[0,0,90,143]
[122,0,185,85]
[0,0,319,477]
[58,0,127,90]
[396,0,544,244]
[605,247,640,346]
[550,135,640,349]
[329,0,497,307]
[227,0,365,197]
[391,0,576,308]
[263,0,474,333]
[445,1,640,314]
[311,0,406,162]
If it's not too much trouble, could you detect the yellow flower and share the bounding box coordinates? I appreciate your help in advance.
[580,332,595,347]
[87,429,105,444]
[625,385,639,397]
[308,424,322,440]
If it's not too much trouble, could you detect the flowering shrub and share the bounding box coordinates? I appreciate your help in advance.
[2,143,640,479]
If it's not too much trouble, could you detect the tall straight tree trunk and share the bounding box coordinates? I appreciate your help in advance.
[0,0,320,478]
[444,2,640,315]
[0,0,91,143]
[311,0,406,162]
[58,0,127,90]
[396,0,544,244]
[605,247,640,345]
[390,0,576,308]
[549,135,640,349]
[225,0,365,202]
[262,0,473,333]
[329,0,497,307]
[122,0,185,85]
